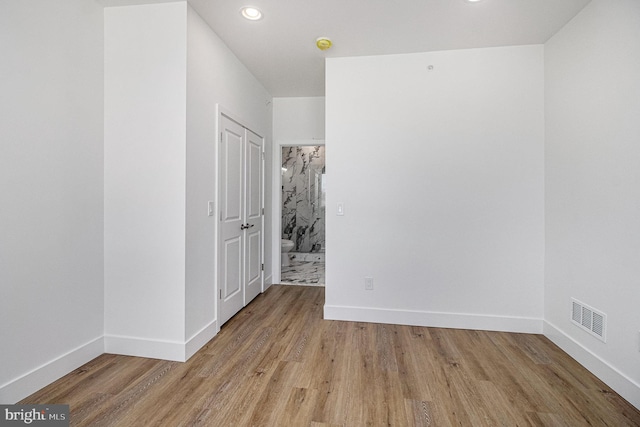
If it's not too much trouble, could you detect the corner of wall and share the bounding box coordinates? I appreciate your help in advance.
[185,319,218,360]
[0,337,104,404]
[264,274,273,291]
[543,321,640,409]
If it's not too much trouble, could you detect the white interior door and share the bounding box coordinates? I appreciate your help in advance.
[244,129,263,304]
[219,115,245,326]
[218,113,264,327]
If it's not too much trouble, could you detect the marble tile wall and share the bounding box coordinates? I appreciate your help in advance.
[282,146,325,253]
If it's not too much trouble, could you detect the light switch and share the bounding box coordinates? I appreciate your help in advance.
[208,201,214,216]
[337,202,344,216]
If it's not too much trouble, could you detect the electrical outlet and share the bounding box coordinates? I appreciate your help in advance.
[365,277,374,290]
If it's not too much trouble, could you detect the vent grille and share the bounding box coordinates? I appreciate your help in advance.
[571,298,606,342]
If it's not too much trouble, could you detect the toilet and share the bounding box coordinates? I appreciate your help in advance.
[281,239,294,267]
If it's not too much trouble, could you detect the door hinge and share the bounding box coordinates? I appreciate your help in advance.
[220,211,222,222]
[261,264,264,271]
[261,208,264,215]
[219,289,222,299]
[220,132,223,142]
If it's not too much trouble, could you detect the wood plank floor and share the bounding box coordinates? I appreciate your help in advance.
[21,285,640,426]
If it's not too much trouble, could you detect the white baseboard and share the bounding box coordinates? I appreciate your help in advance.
[543,321,640,409]
[324,305,543,334]
[104,334,186,362]
[185,319,217,361]
[1,324,220,404]
[264,274,273,291]
[0,336,104,404]
[105,322,219,363]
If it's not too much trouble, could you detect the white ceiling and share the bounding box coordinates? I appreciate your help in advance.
[104,0,591,97]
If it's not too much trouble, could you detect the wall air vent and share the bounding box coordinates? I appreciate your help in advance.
[571,298,606,342]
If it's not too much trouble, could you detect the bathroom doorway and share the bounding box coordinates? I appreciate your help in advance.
[280,145,325,286]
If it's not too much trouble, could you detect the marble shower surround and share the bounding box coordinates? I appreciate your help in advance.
[282,146,325,253]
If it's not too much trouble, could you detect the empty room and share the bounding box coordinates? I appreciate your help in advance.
[1,0,639,425]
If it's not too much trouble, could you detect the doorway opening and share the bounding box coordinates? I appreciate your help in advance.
[280,145,325,286]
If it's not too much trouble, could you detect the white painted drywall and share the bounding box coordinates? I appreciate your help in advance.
[185,6,272,343]
[104,3,188,352]
[273,97,326,141]
[544,0,640,407]
[325,46,545,332]
[1,0,269,403]
[0,0,105,403]
[105,3,272,360]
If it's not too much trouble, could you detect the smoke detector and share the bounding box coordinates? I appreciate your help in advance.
[316,37,332,51]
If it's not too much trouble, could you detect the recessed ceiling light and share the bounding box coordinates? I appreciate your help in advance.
[240,6,262,21]
[465,0,483,2]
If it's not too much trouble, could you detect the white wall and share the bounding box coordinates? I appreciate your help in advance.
[544,0,640,407]
[0,0,105,403]
[0,0,269,403]
[272,97,325,280]
[325,46,545,332]
[104,2,272,361]
[185,6,272,346]
[273,97,326,141]
[104,2,188,359]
